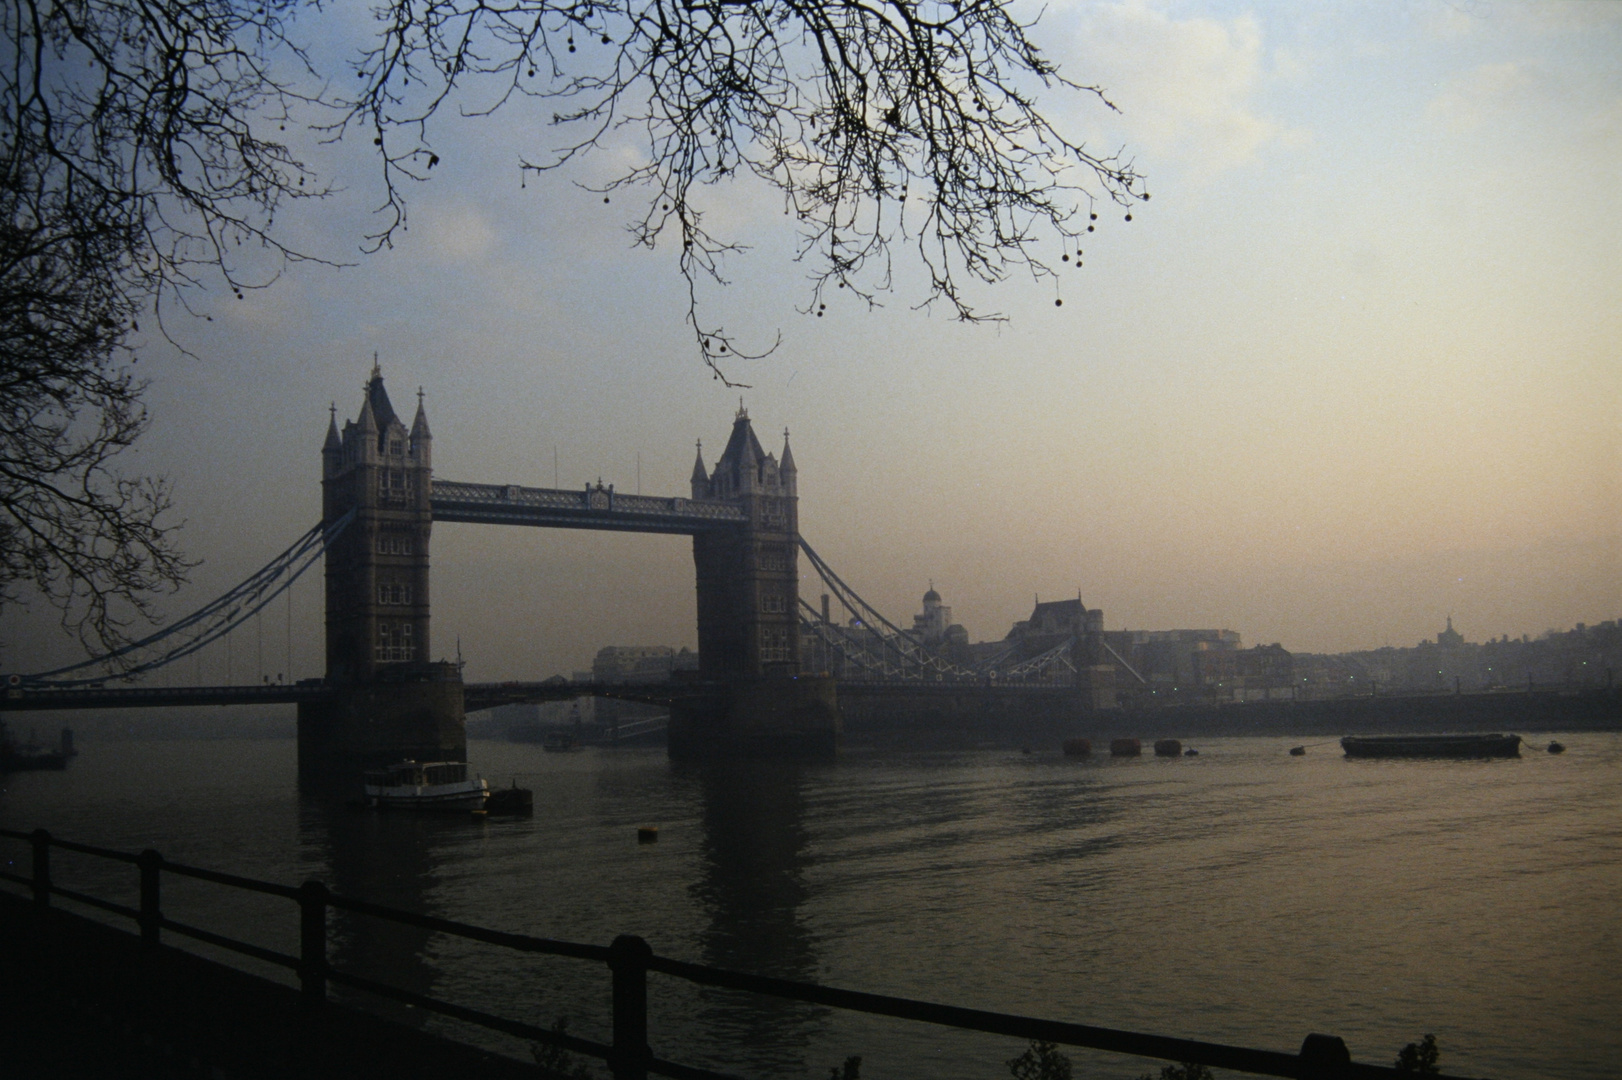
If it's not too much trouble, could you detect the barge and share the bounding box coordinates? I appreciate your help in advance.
[1340,733,1522,759]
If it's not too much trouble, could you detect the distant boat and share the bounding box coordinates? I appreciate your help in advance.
[0,724,71,772]
[1340,734,1522,759]
[363,761,489,810]
[1289,746,1307,756]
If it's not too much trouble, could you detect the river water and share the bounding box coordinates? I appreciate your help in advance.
[1,732,1617,1079]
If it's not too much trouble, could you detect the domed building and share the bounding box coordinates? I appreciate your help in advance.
[912,583,969,654]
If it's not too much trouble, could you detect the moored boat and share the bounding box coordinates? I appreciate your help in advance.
[363,760,489,809]
[1340,733,1522,759]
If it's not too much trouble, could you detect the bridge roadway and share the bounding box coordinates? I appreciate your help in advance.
[0,680,682,713]
[2,678,1065,714]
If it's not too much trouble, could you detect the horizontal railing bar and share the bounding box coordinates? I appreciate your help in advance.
[649,957,1312,1079]
[325,967,610,1059]
[325,892,611,962]
[159,917,301,972]
[0,828,32,841]
[47,884,141,922]
[160,861,302,900]
[42,837,141,864]
[0,869,30,887]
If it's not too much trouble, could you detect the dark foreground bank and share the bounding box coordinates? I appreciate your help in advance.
[0,890,542,1080]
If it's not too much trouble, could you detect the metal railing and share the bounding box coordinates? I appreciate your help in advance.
[0,828,1476,1080]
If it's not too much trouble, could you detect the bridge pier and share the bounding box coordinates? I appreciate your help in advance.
[668,674,840,759]
[296,663,466,780]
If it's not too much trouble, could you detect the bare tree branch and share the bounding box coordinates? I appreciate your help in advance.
[1,0,325,656]
[347,0,1148,383]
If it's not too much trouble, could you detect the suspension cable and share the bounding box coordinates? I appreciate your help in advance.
[25,509,356,686]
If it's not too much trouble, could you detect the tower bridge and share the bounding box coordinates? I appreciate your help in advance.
[297,366,831,771]
[6,367,1114,769]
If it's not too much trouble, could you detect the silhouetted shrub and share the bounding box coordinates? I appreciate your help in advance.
[828,1055,862,1080]
[1395,1034,1440,1075]
[1007,1041,1073,1080]
[530,1016,594,1079]
[1137,1065,1214,1080]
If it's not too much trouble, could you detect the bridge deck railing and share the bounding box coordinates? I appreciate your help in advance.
[0,828,1471,1080]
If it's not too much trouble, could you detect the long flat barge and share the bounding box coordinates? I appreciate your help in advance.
[1340,733,1522,758]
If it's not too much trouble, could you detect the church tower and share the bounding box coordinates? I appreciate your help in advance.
[321,366,434,682]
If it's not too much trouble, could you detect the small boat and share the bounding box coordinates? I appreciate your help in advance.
[1183,747,1199,757]
[363,760,489,810]
[1546,741,1566,754]
[485,782,534,814]
[1289,746,1307,756]
[1340,734,1522,759]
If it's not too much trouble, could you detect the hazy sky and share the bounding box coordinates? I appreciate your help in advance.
[5,0,1619,683]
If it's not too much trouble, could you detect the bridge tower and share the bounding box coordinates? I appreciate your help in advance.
[676,407,838,756]
[689,407,801,677]
[321,366,434,680]
[298,366,464,778]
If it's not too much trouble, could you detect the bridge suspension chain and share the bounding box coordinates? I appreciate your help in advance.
[796,537,977,681]
[797,536,1108,686]
[23,510,356,687]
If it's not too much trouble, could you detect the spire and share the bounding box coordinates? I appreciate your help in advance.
[358,386,378,435]
[690,439,708,484]
[410,386,432,442]
[780,428,796,474]
[365,364,399,435]
[323,403,341,452]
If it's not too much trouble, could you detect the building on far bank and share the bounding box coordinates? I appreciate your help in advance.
[591,645,699,684]
[910,584,970,655]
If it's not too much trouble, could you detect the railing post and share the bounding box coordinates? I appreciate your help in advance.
[609,934,652,1080]
[299,880,329,1010]
[1296,1033,1350,1080]
[138,849,163,947]
[30,828,51,912]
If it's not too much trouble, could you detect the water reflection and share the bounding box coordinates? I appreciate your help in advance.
[298,788,458,1028]
[685,759,824,1075]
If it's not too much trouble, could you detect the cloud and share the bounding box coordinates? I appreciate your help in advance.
[1060,1,1285,176]
[407,200,501,263]
[1425,60,1537,132]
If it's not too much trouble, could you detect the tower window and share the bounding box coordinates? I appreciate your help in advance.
[375,621,415,662]
[376,535,413,555]
[377,582,413,605]
[760,627,791,662]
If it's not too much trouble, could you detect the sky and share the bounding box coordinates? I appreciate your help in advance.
[4,0,1619,683]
